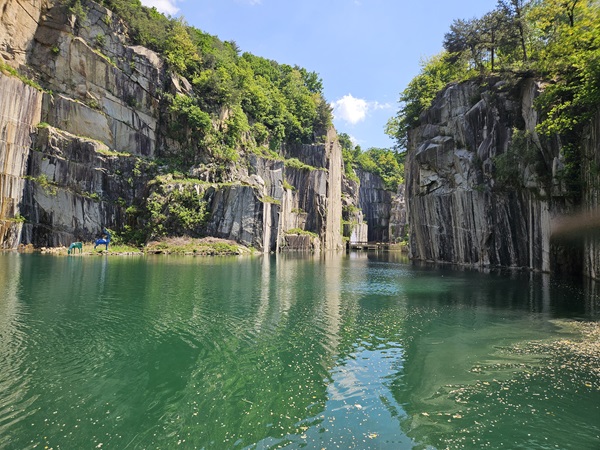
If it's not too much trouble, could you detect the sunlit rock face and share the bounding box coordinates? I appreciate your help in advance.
[0,0,47,68]
[406,78,586,273]
[0,0,345,251]
[0,74,43,248]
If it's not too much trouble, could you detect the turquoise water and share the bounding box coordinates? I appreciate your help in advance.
[0,252,598,449]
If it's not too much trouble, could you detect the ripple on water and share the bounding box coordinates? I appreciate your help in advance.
[0,323,39,449]
[1,254,598,449]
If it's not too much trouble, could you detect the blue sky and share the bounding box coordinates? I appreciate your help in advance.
[140,0,498,149]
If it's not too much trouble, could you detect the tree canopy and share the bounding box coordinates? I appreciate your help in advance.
[339,133,405,191]
[92,0,331,166]
[386,0,600,159]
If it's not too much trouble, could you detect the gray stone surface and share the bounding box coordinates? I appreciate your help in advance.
[0,74,43,248]
[0,0,344,252]
[582,110,600,280]
[405,78,581,272]
[0,0,46,67]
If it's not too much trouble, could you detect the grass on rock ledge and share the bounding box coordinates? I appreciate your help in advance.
[145,237,249,255]
[26,237,250,256]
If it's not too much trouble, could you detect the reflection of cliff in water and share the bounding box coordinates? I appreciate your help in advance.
[385,264,600,449]
[1,253,598,449]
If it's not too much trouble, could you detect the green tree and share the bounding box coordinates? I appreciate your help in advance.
[164,20,201,74]
[296,67,324,94]
[389,0,599,198]
[101,0,332,161]
[444,18,485,70]
[497,0,532,63]
[386,52,468,150]
[338,132,360,180]
[356,148,405,191]
[530,0,600,136]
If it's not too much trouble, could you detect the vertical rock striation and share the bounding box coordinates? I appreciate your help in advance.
[0,0,344,251]
[582,109,600,280]
[406,78,561,271]
[389,184,407,242]
[356,168,393,242]
[0,74,43,247]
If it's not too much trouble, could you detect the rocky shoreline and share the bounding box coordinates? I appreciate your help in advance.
[9,237,252,257]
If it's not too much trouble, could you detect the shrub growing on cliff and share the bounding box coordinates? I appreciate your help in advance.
[284,158,316,171]
[493,129,543,190]
[169,95,212,135]
[146,185,209,239]
[0,61,43,91]
[338,132,360,182]
[388,0,600,198]
[62,0,87,22]
[386,52,469,150]
[97,0,331,158]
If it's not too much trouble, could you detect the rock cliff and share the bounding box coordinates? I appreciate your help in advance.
[405,77,594,274]
[0,73,43,247]
[0,0,345,252]
[582,110,600,279]
[0,0,47,68]
[355,168,406,243]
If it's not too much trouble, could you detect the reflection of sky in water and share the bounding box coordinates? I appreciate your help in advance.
[0,253,598,449]
[254,341,423,450]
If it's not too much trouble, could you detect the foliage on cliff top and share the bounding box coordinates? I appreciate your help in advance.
[387,0,600,158]
[385,53,469,150]
[91,0,332,164]
[339,132,405,191]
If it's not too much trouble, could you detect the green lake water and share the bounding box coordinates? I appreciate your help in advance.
[0,252,598,449]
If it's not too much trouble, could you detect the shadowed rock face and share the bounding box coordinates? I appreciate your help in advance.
[582,110,600,279]
[406,78,588,273]
[356,168,393,243]
[0,0,47,248]
[0,0,345,251]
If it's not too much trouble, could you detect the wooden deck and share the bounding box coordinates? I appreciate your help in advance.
[347,241,390,251]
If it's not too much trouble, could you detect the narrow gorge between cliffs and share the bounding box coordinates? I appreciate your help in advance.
[1,1,599,449]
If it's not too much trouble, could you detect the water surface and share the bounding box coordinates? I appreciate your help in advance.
[0,252,598,449]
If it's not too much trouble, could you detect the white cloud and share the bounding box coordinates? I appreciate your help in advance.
[140,0,180,15]
[348,134,360,146]
[331,95,367,125]
[331,94,391,125]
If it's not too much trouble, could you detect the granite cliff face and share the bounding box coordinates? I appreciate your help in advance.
[0,0,47,67]
[355,168,406,243]
[0,0,344,251]
[0,0,47,247]
[582,110,600,279]
[0,73,44,247]
[405,77,596,275]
